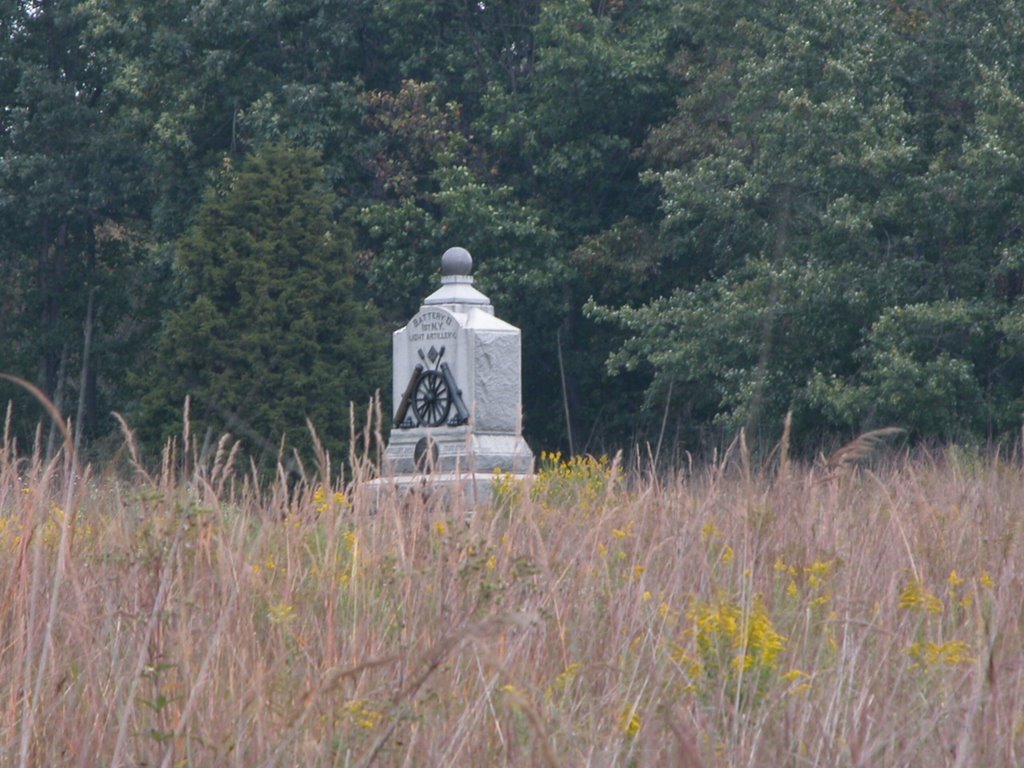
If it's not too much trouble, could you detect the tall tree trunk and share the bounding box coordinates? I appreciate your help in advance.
[73,287,96,458]
[85,361,97,438]
[45,342,68,460]
[41,218,69,459]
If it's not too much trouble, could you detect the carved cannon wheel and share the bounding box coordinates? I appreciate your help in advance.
[413,370,452,427]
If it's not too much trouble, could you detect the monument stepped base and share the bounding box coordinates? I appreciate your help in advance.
[357,472,532,513]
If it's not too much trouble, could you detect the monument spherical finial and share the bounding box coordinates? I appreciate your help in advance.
[441,246,473,277]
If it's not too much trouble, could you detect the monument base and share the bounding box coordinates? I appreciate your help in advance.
[383,427,534,476]
[357,471,532,513]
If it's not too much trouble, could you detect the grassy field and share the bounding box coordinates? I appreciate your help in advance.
[1,416,1022,766]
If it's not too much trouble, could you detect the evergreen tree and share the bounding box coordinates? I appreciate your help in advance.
[139,144,386,463]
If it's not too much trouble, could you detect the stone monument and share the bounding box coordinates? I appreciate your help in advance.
[375,246,533,505]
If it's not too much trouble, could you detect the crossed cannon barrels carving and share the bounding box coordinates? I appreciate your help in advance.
[394,346,470,429]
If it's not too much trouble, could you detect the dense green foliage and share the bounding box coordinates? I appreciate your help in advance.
[139,145,386,460]
[591,0,1024,446]
[5,0,1024,460]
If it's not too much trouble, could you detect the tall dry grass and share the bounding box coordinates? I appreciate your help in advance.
[1,404,1022,766]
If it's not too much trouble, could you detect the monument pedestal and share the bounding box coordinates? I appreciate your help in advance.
[358,470,531,513]
[382,428,533,475]
[365,247,533,511]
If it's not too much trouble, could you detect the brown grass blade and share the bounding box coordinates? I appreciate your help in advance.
[826,427,905,471]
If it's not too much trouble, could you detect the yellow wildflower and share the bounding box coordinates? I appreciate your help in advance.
[267,602,295,624]
[909,640,974,666]
[313,486,328,513]
[898,579,943,614]
[700,521,721,541]
[690,594,785,672]
[619,704,641,738]
[342,699,384,730]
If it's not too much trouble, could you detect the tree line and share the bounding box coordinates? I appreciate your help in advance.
[4,0,1024,463]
